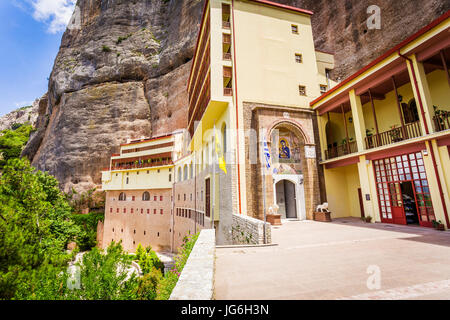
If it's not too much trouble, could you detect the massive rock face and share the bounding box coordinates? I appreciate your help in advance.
[23,0,449,192]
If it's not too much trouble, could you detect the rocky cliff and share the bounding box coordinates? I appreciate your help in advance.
[0,99,40,131]
[22,0,449,192]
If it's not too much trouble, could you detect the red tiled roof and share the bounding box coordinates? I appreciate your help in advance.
[310,10,450,107]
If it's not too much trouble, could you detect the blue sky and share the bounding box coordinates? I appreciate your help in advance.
[0,1,75,116]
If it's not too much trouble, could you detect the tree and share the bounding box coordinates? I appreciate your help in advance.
[0,124,33,168]
[0,158,79,299]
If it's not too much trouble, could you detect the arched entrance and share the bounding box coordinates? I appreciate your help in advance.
[272,174,306,221]
[275,180,297,219]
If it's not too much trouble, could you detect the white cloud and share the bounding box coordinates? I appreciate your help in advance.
[29,0,76,34]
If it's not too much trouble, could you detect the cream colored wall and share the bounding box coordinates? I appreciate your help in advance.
[427,69,450,112]
[315,51,337,91]
[102,166,174,191]
[324,164,361,218]
[233,1,321,108]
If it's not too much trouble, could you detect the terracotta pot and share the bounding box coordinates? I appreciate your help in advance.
[436,224,445,231]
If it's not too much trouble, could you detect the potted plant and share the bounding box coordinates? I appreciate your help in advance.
[432,220,445,231]
[365,216,372,223]
[366,128,375,148]
[388,125,403,143]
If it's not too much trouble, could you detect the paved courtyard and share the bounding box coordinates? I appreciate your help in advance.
[214,218,450,300]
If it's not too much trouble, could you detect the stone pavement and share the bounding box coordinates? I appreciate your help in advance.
[214,218,450,300]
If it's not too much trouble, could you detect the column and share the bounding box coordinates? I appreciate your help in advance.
[357,155,377,221]
[317,112,328,161]
[349,89,367,152]
[406,53,435,134]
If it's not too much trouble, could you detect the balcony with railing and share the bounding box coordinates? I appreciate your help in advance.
[325,141,358,160]
[222,3,230,29]
[433,110,450,132]
[110,158,173,171]
[365,121,422,149]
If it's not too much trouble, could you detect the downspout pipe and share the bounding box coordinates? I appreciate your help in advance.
[398,51,450,229]
[231,0,243,214]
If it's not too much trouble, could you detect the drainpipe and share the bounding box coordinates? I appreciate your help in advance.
[398,51,450,229]
[231,0,242,214]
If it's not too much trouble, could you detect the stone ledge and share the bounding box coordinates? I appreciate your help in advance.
[169,229,215,300]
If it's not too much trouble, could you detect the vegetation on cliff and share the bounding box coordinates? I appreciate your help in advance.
[0,123,34,168]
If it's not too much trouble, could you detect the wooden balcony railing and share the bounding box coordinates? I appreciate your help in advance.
[222,21,230,29]
[224,88,233,96]
[325,141,358,160]
[365,121,422,149]
[111,160,173,171]
[223,52,231,60]
[433,111,450,132]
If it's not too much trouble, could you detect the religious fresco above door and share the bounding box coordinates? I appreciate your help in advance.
[272,129,302,175]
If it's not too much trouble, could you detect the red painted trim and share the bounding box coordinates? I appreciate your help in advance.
[120,133,173,147]
[246,0,313,15]
[324,156,359,169]
[365,142,426,161]
[311,10,450,107]
[427,141,450,229]
[232,0,242,214]
[437,134,450,147]
[398,52,430,135]
[187,0,210,89]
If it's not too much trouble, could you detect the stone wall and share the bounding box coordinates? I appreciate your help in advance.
[169,229,215,300]
[231,214,272,245]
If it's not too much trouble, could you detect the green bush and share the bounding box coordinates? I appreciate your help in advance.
[71,212,104,251]
[156,233,199,300]
[135,243,164,275]
[0,158,79,299]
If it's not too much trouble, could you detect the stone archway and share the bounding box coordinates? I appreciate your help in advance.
[264,120,312,221]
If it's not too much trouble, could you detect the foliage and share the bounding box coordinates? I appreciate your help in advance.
[135,243,164,275]
[0,124,33,168]
[0,158,79,299]
[65,187,106,212]
[70,242,138,300]
[135,268,163,300]
[71,212,104,251]
[156,233,199,300]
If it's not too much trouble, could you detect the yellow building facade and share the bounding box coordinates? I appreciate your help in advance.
[185,0,337,244]
[312,12,450,229]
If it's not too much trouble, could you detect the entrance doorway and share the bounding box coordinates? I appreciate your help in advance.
[374,151,435,228]
[400,181,419,225]
[275,180,297,219]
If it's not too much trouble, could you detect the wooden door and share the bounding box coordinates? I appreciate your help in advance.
[358,188,365,218]
[389,182,406,225]
[205,178,211,218]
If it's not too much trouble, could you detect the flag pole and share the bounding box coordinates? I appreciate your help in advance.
[261,130,267,244]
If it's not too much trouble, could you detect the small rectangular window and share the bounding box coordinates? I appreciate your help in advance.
[291,24,298,34]
[160,196,163,201]
[299,85,306,96]
[295,53,303,63]
[110,208,113,213]
[160,209,163,215]
[154,209,157,215]
[320,84,328,94]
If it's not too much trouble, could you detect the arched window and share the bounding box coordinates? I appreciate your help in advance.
[142,191,150,201]
[189,163,193,179]
[119,192,126,201]
[177,167,182,182]
[183,164,188,181]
